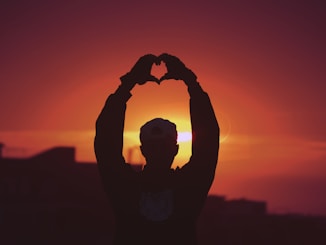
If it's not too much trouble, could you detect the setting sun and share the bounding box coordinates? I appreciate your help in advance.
[177,132,192,143]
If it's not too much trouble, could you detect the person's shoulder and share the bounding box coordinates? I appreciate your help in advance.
[127,163,143,173]
[173,162,192,175]
[112,162,142,179]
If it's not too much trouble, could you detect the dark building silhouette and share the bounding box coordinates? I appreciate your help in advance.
[0,144,115,244]
[0,144,325,244]
[0,143,4,158]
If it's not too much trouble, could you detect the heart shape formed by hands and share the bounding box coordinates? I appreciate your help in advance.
[150,62,168,83]
[146,53,189,84]
[150,53,196,84]
[123,53,196,86]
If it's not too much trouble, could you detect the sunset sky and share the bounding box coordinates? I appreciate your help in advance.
[1,1,325,216]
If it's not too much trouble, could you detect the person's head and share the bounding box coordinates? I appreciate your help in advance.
[140,118,179,170]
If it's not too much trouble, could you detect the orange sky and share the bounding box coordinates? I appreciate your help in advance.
[1,1,325,216]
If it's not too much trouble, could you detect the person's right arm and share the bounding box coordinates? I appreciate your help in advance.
[94,83,133,177]
[94,54,160,185]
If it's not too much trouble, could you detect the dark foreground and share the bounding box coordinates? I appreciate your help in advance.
[1,196,325,245]
[1,147,325,244]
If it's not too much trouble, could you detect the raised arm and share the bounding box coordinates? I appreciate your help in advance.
[188,80,220,172]
[94,54,159,177]
[159,54,220,184]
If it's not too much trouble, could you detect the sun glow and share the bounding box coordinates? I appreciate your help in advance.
[177,132,192,143]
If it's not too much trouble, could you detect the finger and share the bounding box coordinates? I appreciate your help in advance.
[158,53,170,63]
[159,73,174,82]
[159,53,180,61]
[155,57,161,66]
[147,75,160,84]
[142,54,158,62]
[159,53,184,68]
[137,54,158,67]
[158,55,174,71]
[132,55,158,73]
[140,54,157,60]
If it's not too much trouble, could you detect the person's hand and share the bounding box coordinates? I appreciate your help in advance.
[120,54,160,87]
[158,53,197,84]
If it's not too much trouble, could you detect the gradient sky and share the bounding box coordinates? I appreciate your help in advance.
[1,1,326,215]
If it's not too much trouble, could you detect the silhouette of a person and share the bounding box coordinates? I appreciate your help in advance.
[94,53,219,245]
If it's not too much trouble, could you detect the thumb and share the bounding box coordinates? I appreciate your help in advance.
[147,75,160,84]
[159,73,174,82]
[160,73,180,82]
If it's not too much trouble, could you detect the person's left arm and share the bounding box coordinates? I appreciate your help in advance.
[159,53,219,190]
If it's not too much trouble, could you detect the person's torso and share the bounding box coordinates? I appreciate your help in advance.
[109,168,205,245]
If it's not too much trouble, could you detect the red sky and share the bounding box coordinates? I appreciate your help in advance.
[1,1,326,216]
